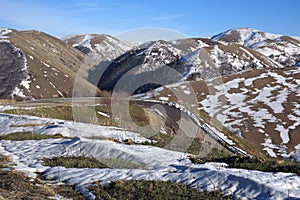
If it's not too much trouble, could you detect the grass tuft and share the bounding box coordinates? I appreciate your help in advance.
[42,156,145,169]
[0,132,67,141]
[90,180,232,200]
[189,155,300,175]
[43,156,109,169]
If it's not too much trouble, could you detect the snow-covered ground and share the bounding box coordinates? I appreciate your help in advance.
[0,113,150,143]
[1,113,300,199]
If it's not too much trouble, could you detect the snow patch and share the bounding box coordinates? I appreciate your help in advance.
[0,28,12,39]
[28,55,34,60]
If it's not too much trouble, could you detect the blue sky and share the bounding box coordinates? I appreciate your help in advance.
[0,0,299,39]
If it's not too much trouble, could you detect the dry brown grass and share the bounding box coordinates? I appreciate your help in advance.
[0,154,84,199]
[10,123,51,127]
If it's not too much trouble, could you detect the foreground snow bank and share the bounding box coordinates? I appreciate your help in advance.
[0,113,150,143]
[1,114,300,199]
[0,136,300,199]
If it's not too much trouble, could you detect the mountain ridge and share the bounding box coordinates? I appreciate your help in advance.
[1,27,299,99]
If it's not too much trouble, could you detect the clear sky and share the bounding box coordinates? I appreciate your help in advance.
[0,0,299,39]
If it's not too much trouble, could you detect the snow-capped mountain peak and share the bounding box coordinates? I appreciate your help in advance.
[212,28,300,66]
[211,28,282,47]
[64,34,135,63]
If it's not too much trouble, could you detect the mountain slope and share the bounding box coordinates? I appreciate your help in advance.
[0,29,97,99]
[212,28,300,66]
[179,42,281,80]
[139,67,300,159]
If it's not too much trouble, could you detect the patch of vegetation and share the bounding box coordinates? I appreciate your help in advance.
[4,106,73,120]
[46,184,84,200]
[205,148,231,159]
[43,156,109,169]
[0,99,15,103]
[189,156,300,175]
[90,180,232,200]
[142,132,174,148]
[0,132,67,141]
[95,105,116,126]
[141,132,230,157]
[0,169,54,199]
[10,123,51,127]
[95,104,150,127]
[4,104,150,128]
[42,156,145,169]
[0,155,84,199]
[99,158,146,169]
[0,155,10,168]
[186,137,205,155]
[129,104,149,126]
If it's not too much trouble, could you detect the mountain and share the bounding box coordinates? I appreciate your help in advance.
[60,28,299,95]
[95,35,282,93]
[63,34,135,63]
[1,27,299,99]
[178,41,281,80]
[63,34,136,85]
[96,39,189,93]
[0,29,97,99]
[211,28,300,66]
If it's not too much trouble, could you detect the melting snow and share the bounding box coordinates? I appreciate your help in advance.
[97,111,110,118]
[41,61,50,68]
[159,97,169,101]
[0,114,300,199]
[28,55,34,60]
[0,114,150,143]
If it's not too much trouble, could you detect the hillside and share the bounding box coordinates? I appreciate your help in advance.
[139,66,300,159]
[0,29,97,99]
